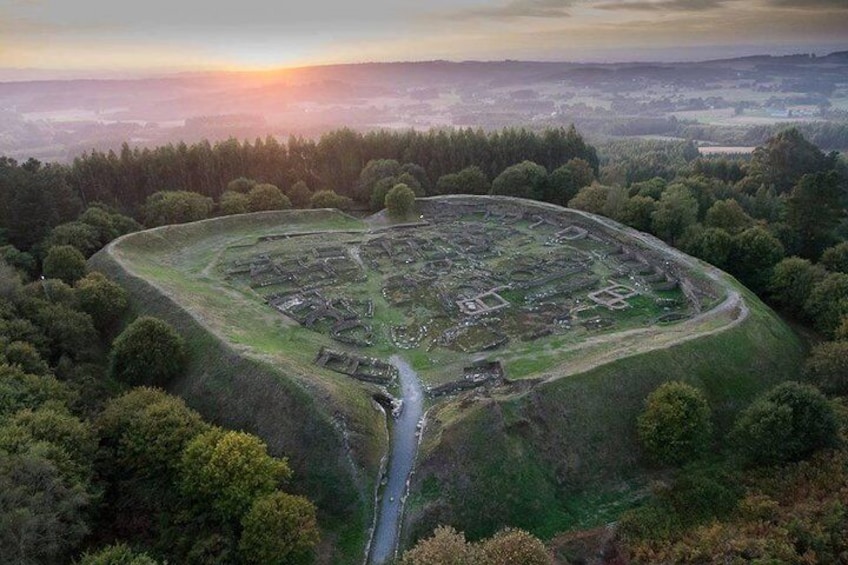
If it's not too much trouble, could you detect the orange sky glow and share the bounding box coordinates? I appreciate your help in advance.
[1,0,846,76]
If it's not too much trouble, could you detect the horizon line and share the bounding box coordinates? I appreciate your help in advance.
[1,46,846,83]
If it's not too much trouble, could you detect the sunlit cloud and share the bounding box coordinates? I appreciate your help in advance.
[595,0,731,11]
[447,0,578,20]
[0,0,845,74]
[766,0,848,8]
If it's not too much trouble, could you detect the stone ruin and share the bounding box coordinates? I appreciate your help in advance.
[429,360,505,397]
[588,283,639,311]
[267,290,374,347]
[456,289,510,316]
[314,347,397,385]
[223,196,712,361]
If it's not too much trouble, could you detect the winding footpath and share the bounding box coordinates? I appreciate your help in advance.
[368,355,425,564]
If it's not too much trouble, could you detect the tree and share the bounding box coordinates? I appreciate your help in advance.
[78,205,140,245]
[2,340,49,376]
[456,166,490,196]
[749,128,831,194]
[43,222,101,257]
[401,526,481,565]
[480,528,552,565]
[42,245,86,285]
[618,196,658,233]
[768,257,826,319]
[1,245,36,278]
[310,190,352,210]
[180,429,292,522]
[704,199,753,234]
[401,163,431,194]
[357,159,403,202]
[820,242,848,274]
[568,184,609,215]
[651,184,699,244]
[1,406,96,483]
[785,171,844,259]
[143,191,214,227]
[385,183,417,219]
[729,227,785,294]
[74,271,129,333]
[23,300,100,364]
[0,159,82,250]
[436,173,462,196]
[370,177,398,211]
[286,181,312,208]
[396,172,424,196]
[247,183,291,212]
[219,190,250,215]
[732,382,838,465]
[0,452,90,565]
[564,157,595,190]
[804,341,848,396]
[0,364,73,419]
[683,227,733,270]
[544,164,576,206]
[804,272,848,337]
[98,387,209,478]
[629,177,666,200]
[227,177,257,194]
[637,381,712,466]
[79,543,159,565]
[490,161,547,200]
[110,316,187,387]
[239,492,320,565]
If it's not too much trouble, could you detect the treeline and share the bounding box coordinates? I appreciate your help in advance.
[571,130,848,330]
[678,119,848,150]
[66,126,598,214]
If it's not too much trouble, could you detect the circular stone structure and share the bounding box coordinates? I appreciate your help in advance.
[93,196,803,564]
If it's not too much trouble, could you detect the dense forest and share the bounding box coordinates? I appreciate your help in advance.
[1,124,848,563]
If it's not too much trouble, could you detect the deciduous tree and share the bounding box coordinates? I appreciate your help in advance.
[637,381,712,466]
[247,183,291,212]
[239,492,319,565]
[110,317,187,387]
[732,381,838,465]
[180,429,292,522]
[42,245,87,284]
[385,183,416,219]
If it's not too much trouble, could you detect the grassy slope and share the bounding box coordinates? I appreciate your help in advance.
[90,210,387,564]
[404,285,805,544]
[91,204,807,561]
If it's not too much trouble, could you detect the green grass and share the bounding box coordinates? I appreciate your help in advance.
[92,210,381,564]
[405,280,805,546]
[92,202,807,561]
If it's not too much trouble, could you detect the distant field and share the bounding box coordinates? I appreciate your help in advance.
[699,146,756,155]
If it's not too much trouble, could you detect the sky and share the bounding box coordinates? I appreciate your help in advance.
[1,0,847,76]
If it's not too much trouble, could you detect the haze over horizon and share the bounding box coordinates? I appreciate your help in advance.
[1,0,846,80]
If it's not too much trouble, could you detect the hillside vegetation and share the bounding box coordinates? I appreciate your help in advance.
[405,285,803,543]
[91,198,803,560]
[90,210,385,562]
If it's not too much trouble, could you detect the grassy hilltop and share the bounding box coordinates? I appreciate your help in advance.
[91,198,805,561]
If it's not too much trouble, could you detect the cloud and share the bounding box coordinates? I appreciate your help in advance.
[595,0,729,11]
[766,0,848,8]
[450,0,578,20]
